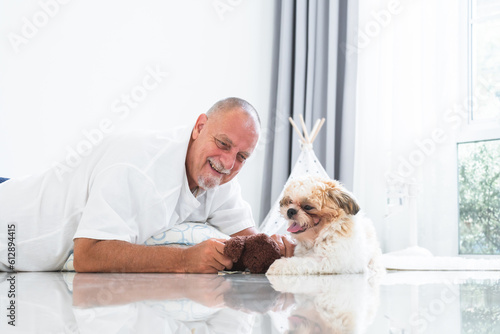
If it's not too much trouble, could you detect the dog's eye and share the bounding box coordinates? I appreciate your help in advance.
[303,205,314,211]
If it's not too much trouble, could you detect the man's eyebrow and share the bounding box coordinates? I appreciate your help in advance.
[217,134,234,146]
[217,134,251,157]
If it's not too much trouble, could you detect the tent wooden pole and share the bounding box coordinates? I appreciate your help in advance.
[309,119,321,142]
[288,117,306,143]
[310,118,325,143]
[298,114,311,143]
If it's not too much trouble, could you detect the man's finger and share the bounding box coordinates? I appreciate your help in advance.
[270,234,285,256]
[218,257,233,270]
[282,236,296,257]
[214,239,227,253]
[270,234,296,257]
[213,240,233,269]
[212,253,232,271]
[270,234,280,243]
[210,262,226,272]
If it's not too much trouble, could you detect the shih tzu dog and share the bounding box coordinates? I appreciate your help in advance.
[266,176,382,275]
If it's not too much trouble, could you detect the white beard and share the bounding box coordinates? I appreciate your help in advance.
[198,158,229,190]
[197,173,222,190]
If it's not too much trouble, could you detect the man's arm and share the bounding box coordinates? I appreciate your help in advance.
[230,227,259,236]
[73,238,233,273]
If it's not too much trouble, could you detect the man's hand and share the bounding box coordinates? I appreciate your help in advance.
[181,238,234,273]
[271,234,296,258]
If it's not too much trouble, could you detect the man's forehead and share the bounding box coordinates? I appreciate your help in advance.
[210,108,259,129]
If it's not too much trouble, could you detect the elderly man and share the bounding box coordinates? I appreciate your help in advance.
[0,97,293,273]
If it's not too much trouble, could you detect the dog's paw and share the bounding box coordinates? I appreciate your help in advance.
[266,258,289,275]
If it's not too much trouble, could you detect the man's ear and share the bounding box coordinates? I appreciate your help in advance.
[192,114,208,140]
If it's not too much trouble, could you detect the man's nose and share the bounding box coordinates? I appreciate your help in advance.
[287,208,297,219]
[220,152,236,171]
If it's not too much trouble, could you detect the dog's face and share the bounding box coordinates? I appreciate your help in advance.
[279,176,360,245]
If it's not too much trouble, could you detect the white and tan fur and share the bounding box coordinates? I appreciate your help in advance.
[266,176,383,275]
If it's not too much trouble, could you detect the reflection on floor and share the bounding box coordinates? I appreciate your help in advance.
[0,271,499,333]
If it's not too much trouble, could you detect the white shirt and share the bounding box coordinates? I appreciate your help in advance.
[0,126,255,271]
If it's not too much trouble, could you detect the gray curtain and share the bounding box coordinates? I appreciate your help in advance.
[260,0,358,223]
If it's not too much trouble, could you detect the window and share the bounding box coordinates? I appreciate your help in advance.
[458,139,500,254]
[356,0,499,256]
[458,0,500,255]
[469,0,500,122]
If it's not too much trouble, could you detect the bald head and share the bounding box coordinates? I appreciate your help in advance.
[205,97,261,131]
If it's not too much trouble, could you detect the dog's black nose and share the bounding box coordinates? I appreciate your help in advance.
[287,208,297,219]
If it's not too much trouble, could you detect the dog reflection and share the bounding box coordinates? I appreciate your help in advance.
[268,274,380,334]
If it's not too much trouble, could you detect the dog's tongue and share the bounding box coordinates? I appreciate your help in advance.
[287,222,303,233]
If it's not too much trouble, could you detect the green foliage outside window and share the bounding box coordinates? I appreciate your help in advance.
[458,139,500,254]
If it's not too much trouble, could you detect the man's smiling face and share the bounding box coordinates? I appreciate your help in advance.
[185,108,260,191]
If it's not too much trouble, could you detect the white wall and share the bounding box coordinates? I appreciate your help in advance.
[0,0,276,223]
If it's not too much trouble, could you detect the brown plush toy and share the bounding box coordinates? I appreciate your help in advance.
[224,233,282,273]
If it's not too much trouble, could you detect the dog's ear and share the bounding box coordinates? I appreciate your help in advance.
[279,195,292,208]
[325,181,360,215]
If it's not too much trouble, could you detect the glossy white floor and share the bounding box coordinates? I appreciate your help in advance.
[1,271,499,333]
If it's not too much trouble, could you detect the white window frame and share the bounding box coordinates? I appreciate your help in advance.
[457,0,500,257]
[460,0,500,142]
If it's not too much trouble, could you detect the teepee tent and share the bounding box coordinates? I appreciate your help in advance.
[260,116,329,235]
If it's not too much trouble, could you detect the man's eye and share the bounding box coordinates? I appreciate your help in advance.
[303,205,314,211]
[216,139,228,149]
[237,154,247,162]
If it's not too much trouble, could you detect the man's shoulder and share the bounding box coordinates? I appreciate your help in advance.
[99,126,190,159]
[109,125,191,147]
[86,125,191,176]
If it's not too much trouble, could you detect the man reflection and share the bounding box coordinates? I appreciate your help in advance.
[71,273,293,333]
